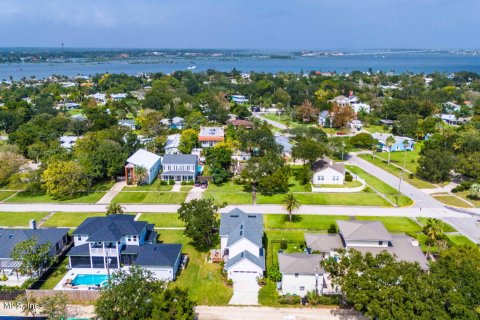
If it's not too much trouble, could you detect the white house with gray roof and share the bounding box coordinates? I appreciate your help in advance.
[312,159,345,185]
[278,253,324,297]
[220,209,265,282]
[160,154,198,182]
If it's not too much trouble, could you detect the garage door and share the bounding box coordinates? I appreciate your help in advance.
[230,271,259,282]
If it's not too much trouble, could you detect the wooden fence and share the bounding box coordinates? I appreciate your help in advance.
[26,289,100,304]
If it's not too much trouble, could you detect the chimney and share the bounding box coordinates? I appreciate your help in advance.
[29,219,37,230]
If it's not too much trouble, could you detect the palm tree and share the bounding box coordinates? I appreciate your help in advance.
[385,135,396,165]
[134,165,148,186]
[106,202,124,215]
[423,218,444,242]
[282,193,301,222]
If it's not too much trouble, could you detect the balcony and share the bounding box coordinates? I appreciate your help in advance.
[90,247,118,256]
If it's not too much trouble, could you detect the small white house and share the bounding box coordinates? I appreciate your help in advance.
[278,253,324,297]
[312,160,345,185]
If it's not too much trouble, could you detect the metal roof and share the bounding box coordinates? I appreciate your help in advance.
[127,149,161,171]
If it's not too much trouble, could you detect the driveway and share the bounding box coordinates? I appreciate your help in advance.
[229,280,260,305]
[197,306,367,320]
[96,181,125,204]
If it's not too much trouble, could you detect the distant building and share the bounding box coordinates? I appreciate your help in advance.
[275,135,292,157]
[329,95,351,107]
[60,136,80,150]
[318,110,329,127]
[231,95,249,104]
[164,134,181,155]
[228,119,254,129]
[110,93,127,101]
[125,149,162,185]
[199,127,224,147]
[89,93,106,104]
[371,132,415,152]
[118,119,136,130]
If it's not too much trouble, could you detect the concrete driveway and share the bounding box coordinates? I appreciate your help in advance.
[229,280,260,305]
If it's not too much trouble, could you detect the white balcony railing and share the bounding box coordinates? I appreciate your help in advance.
[90,247,118,255]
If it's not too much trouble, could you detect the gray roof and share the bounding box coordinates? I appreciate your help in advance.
[162,154,197,165]
[278,253,324,275]
[337,220,393,242]
[67,243,90,256]
[311,159,345,175]
[225,249,265,270]
[275,136,292,153]
[349,235,428,270]
[319,110,329,118]
[122,244,182,268]
[165,134,181,149]
[220,208,263,248]
[371,132,414,145]
[0,228,69,259]
[72,215,147,242]
[305,233,344,252]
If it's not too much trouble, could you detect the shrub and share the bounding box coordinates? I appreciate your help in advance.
[363,186,371,193]
[181,181,186,185]
[0,274,8,281]
[226,279,233,286]
[345,175,353,182]
[266,264,282,282]
[307,293,339,306]
[328,223,338,234]
[160,180,168,185]
[168,179,175,185]
[409,173,415,179]
[279,294,301,305]
[257,277,266,286]
[280,240,288,250]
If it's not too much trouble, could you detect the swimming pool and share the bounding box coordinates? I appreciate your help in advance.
[71,274,109,286]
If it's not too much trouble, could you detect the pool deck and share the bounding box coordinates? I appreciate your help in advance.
[54,268,109,291]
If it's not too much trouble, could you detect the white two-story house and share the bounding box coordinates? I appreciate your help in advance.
[220,209,265,283]
[68,215,182,281]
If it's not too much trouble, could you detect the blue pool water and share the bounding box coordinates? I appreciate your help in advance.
[72,274,109,286]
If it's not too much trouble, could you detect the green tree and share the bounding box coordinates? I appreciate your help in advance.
[349,133,378,149]
[385,135,396,165]
[0,150,27,185]
[106,202,124,215]
[10,237,51,276]
[292,138,327,165]
[95,266,165,320]
[282,193,300,222]
[417,148,454,183]
[134,165,148,185]
[177,198,221,250]
[422,218,444,243]
[178,129,198,154]
[42,161,91,199]
[39,293,69,320]
[204,146,233,184]
[150,287,196,320]
[468,183,480,200]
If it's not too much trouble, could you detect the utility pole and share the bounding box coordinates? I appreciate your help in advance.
[397,140,409,201]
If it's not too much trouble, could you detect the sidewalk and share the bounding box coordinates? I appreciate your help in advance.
[96,181,126,204]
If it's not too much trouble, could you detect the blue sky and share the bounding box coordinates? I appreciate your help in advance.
[0,0,478,49]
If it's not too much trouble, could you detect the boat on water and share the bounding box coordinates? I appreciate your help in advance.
[186,65,196,70]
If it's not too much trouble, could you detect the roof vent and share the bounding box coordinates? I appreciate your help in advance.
[240,225,243,229]
[230,215,239,218]
[247,215,256,218]
[9,234,13,239]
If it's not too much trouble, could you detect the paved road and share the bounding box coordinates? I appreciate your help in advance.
[252,112,287,130]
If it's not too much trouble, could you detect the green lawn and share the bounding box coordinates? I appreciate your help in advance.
[42,212,106,227]
[138,213,185,228]
[451,191,480,207]
[265,230,310,265]
[358,154,436,189]
[123,179,174,191]
[356,216,422,233]
[257,192,391,206]
[0,212,49,227]
[431,195,473,208]
[34,256,69,290]
[261,114,308,128]
[205,181,250,192]
[345,165,413,207]
[0,191,17,201]
[113,192,187,204]
[6,191,106,203]
[264,214,349,230]
[203,192,252,205]
[364,125,391,134]
[375,142,423,173]
[416,217,457,232]
[259,280,280,306]
[313,181,363,188]
[447,234,475,246]
[180,186,193,192]
[160,230,233,305]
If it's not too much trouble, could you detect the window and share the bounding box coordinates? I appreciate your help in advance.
[317,176,324,181]
[295,273,299,277]
[300,286,305,291]
[127,237,131,242]
[77,235,81,241]
[379,241,383,245]
[133,236,137,241]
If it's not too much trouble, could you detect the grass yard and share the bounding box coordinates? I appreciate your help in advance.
[203,192,252,205]
[454,191,480,207]
[34,256,69,290]
[264,214,349,230]
[446,234,475,246]
[0,191,17,201]
[138,213,185,228]
[0,212,49,227]
[313,181,363,188]
[363,125,391,134]
[356,216,422,233]
[259,280,280,306]
[416,217,457,232]
[431,194,473,208]
[261,114,308,128]
[113,192,187,204]
[160,230,233,305]
[180,186,193,192]
[358,154,436,189]
[205,181,250,192]
[265,230,310,265]
[42,212,106,227]
[257,192,391,206]
[345,165,413,207]
[375,142,423,173]
[6,191,106,204]
[122,179,174,191]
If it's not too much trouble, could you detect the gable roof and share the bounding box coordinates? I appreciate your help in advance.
[225,249,265,270]
[122,244,182,268]
[165,134,181,150]
[371,132,414,145]
[72,215,147,241]
[0,228,69,259]
[337,220,392,242]
[311,159,345,175]
[127,149,161,171]
[199,127,224,140]
[305,233,344,252]
[278,253,324,275]
[162,154,197,165]
[220,208,263,248]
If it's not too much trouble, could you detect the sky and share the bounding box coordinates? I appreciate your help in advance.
[0,0,478,50]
